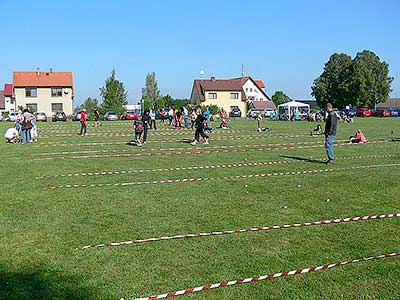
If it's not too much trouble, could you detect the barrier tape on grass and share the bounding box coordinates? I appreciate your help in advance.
[38,154,400,179]
[128,251,400,300]
[33,133,310,148]
[51,163,400,189]
[36,140,342,156]
[37,140,387,161]
[79,213,399,250]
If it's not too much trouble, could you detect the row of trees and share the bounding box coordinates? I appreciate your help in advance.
[312,50,393,109]
[77,70,190,116]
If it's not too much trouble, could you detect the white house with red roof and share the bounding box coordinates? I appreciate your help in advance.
[190,76,274,114]
[3,83,15,113]
[13,68,74,116]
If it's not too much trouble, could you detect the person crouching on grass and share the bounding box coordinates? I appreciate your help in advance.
[134,115,144,146]
[191,107,209,145]
[5,125,20,143]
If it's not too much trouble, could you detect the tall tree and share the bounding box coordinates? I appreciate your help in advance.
[99,69,128,114]
[349,50,393,108]
[78,97,99,115]
[311,53,353,109]
[271,91,290,106]
[142,72,160,106]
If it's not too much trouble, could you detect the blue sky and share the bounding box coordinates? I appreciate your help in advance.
[0,0,399,105]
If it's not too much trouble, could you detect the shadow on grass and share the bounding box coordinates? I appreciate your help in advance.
[281,155,327,164]
[0,267,96,300]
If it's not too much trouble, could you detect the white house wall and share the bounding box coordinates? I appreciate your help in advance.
[242,79,267,101]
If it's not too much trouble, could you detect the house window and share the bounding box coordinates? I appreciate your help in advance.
[245,88,248,92]
[230,93,239,99]
[26,103,38,113]
[208,93,217,99]
[250,88,253,92]
[260,97,263,101]
[51,87,63,97]
[26,87,37,97]
[51,103,63,112]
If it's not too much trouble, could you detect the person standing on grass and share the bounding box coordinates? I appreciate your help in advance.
[160,108,166,124]
[94,107,101,127]
[190,109,197,129]
[134,115,144,146]
[191,107,209,145]
[149,108,156,130]
[324,103,338,164]
[141,109,150,144]
[16,110,24,135]
[80,109,88,136]
[182,106,189,129]
[168,106,174,126]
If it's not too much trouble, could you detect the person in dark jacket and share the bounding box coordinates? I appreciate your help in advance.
[324,103,338,164]
[191,107,209,145]
[141,109,150,144]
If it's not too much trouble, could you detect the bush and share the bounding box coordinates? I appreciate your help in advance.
[202,104,222,115]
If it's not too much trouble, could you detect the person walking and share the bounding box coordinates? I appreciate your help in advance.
[190,109,197,129]
[134,115,144,146]
[324,103,338,164]
[80,109,88,136]
[94,108,101,127]
[149,108,156,130]
[191,107,209,145]
[141,109,150,143]
[182,106,189,129]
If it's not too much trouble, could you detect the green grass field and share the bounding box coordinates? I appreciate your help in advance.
[1,117,399,300]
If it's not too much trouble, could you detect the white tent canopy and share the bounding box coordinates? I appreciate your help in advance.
[277,100,310,120]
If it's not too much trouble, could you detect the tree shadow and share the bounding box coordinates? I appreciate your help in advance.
[281,155,327,164]
[0,267,97,300]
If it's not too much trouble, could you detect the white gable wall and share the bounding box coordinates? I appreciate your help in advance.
[242,79,267,101]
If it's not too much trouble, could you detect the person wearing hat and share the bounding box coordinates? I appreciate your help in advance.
[80,109,88,136]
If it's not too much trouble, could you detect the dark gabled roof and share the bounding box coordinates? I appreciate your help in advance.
[250,100,276,110]
[376,98,400,109]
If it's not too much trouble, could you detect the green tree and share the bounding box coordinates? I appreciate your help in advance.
[99,69,128,114]
[142,72,160,107]
[271,91,291,106]
[311,53,353,109]
[349,50,393,108]
[78,97,99,115]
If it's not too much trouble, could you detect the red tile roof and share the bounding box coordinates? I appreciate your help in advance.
[255,80,265,89]
[193,78,247,102]
[4,84,13,97]
[13,71,74,95]
[0,90,5,110]
[250,100,276,110]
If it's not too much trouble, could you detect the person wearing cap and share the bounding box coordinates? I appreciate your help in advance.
[80,109,88,136]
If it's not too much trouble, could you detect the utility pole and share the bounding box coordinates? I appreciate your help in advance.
[241,64,245,77]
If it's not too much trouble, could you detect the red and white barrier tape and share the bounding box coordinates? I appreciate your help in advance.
[51,163,400,189]
[36,141,386,161]
[129,251,400,300]
[38,154,399,180]
[79,213,399,250]
[36,140,336,156]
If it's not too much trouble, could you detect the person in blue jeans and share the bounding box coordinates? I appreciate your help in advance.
[324,103,338,164]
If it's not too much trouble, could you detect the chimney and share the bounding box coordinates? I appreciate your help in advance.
[36,67,40,76]
[211,76,216,82]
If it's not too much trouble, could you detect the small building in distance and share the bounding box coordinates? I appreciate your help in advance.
[376,98,400,110]
[190,76,273,114]
[13,69,74,116]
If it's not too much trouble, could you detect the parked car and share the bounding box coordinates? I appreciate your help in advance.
[36,112,47,122]
[104,111,120,121]
[356,108,372,117]
[340,108,356,117]
[229,106,241,118]
[8,112,19,122]
[52,111,67,122]
[263,108,275,118]
[122,111,139,120]
[373,109,384,117]
[73,111,82,121]
[388,108,399,117]
[383,109,392,117]
[247,108,262,118]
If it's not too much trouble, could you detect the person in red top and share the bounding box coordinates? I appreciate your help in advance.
[80,109,88,136]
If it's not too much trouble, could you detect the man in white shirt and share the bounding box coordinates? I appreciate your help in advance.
[5,126,20,143]
[168,106,174,126]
